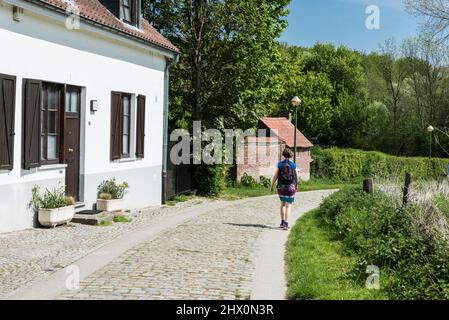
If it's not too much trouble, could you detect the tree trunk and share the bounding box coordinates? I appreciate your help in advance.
[194,54,202,121]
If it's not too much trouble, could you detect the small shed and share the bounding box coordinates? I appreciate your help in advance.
[235,117,314,182]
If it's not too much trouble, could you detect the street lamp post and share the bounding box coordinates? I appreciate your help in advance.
[291,96,302,164]
[427,125,434,161]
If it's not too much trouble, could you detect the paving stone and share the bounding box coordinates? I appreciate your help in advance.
[59,193,329,300]
[0,198,211,298]
[2,192,331,300]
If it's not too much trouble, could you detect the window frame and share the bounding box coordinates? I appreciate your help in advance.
[111,91,135,160]
[65,86,81,114]
[135,95,146,159]
[121,93,132,158]
[121,0,137,25]
[41,83,62,165]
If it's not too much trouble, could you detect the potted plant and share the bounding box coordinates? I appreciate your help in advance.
[96,178,129,212]
[28,185,76,228]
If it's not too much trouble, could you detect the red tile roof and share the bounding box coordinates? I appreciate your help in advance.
[246,136,282,144]
[32,0,179,53]
[259,117,314,148]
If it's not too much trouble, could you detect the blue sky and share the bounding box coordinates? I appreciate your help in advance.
[280,0,422,53]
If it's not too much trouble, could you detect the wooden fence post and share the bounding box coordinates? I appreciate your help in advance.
[363,178,373,194]
[402,172,412,207]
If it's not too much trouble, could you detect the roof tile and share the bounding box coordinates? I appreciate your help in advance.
[259,117,314,148]
[35,0,179,53]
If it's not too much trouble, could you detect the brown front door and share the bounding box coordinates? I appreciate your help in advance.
[63,86,81,201]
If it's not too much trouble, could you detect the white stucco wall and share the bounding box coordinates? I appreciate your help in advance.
[0,1,172,232]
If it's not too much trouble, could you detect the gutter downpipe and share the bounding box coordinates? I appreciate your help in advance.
[162,53,180,204]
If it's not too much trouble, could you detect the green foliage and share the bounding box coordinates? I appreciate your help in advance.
[221,178,357,201]
[317,188,449,299]
[434,196,449,217]
[239,174,273,188]
[312,147,448,181]
[166,193,195,206]
[297,178,360,192]
[240,173,258,187]
[276,43,369,147]
[28,185,74,210]
[97,178,129,200]
[98,221,112,227]
[286,209,387,300]
[113,215,131,223]
[259,176,272,188]
[275,38,449,157]
[145,0,291,131]
[195,164,229,196]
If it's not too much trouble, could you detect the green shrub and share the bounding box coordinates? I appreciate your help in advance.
[240,173,258,187]
[312,147,447,181]
[318,188,449,299]
[97,178,129,200]
[28,185,74,210]
[195,164,229,196]
[259,176,272,188]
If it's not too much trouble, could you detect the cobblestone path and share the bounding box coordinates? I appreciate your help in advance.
[58,191,332,300]
[0,198,210,298]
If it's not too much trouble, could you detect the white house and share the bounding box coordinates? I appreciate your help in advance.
[0,0,179,232]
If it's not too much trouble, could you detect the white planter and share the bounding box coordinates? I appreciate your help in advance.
[96,198,124,212]
[38,206,75,228]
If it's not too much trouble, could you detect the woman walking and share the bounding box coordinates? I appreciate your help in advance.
[270,148,298,230]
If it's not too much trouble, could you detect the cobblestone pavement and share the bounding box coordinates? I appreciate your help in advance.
[58,191,331,300]
[0,198,211,298]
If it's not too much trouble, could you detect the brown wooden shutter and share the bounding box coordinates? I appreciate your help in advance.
[136,95,146,158]
[110,92,122,161]
[0,74,16,171]
[23,79,41,170]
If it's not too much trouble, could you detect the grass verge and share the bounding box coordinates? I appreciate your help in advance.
[166,193,196,206]
[220,185,275,200]
[113,215,131,223]
[286,208,387,300]
[434,196,449,217]
[220,179,359,201]
[298,178,360,192]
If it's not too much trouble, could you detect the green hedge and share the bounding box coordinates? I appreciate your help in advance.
[312,147,448,181]
[194,164,229,196]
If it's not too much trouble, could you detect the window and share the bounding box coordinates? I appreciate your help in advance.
[121,0,137,25]
[65,87,79,113]
[110,92,131,160]
[122,94,131,156]
[23,80,81,169]
[41,84,61,164]
[136,95,146,158]
[0,73,16,171]
[110,92,146,161]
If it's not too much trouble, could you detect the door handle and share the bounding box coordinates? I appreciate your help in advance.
[68,148,74,153]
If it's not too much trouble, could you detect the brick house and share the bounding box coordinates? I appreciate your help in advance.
[236,117,314,182]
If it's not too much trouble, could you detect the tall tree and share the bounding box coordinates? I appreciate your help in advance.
[406,0,449,41]
[143,0,290,130]
[402,35,449,127]
[377,38,409,132]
